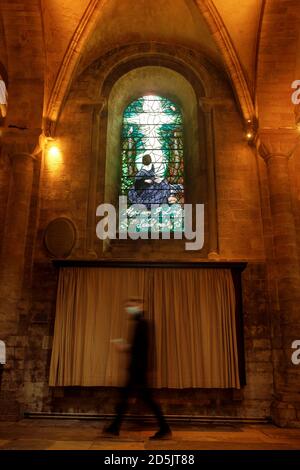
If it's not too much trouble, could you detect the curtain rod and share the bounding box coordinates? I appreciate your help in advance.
[52,259,248,270]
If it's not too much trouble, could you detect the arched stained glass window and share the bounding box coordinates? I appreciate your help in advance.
[120,95,184,233]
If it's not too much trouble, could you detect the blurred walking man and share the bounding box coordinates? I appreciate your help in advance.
[103,298,171,440]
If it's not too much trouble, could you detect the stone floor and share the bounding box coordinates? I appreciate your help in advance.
[0,419,299,450]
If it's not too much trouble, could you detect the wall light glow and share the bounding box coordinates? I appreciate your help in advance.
[48,145,61,159]
[47,144,62,170]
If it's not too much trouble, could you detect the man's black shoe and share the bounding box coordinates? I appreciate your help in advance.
[102,425,120,438]
[149,428,172,440]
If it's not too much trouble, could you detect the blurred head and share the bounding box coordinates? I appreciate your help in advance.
[142,154,152,166]
[125,298,144,319]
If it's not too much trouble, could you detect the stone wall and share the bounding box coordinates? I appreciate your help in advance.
[0,44,275,422]
[1,1,300,424]
[9,261,272,420]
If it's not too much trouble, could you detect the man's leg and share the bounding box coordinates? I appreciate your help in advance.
[104,385,131,435]
[139,386,171,437]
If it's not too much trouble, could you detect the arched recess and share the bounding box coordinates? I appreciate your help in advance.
[105,67,200,212]
[45,0,255,133]
[81,46,220,258]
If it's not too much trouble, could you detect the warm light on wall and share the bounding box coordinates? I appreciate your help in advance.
[244,118,257,145]
[48,145,61,160]
[46,143,62,169]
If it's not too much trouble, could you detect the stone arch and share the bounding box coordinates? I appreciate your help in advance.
[45,0,255,132]
[72,44,223,257]
[194,0,255,121]
[104,66,199,211]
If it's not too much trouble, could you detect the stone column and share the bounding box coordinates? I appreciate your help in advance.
[83,100,107,258]
[259,129,300,426]
[199,98,219,257]
[0,131,39,336]
[0,130,40,420]
[0,150,11,248]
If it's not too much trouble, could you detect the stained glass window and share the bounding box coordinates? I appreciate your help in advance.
[120,95,184,233]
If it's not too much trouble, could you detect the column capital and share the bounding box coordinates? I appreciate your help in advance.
[9,152,37,164]
[258,128,300,162]
[198,97,233,113]
[199,98,214,114]
[0,127,42,158]
[80,97,107,115]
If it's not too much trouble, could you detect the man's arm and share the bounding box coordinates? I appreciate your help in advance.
[110,338,131,352]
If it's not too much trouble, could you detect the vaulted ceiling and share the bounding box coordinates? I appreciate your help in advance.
[41,0,264,108]
[0,0,299,130]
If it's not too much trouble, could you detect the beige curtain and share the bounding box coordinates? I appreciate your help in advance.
[49,267,240,388]
[49,267,145,386]
[151,269,240,388]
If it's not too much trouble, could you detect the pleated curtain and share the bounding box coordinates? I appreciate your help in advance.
[49,267,240,388]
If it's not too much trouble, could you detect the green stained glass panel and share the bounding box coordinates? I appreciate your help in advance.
[120,95,184,232]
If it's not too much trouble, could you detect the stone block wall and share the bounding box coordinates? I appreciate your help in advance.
[8,261,273,420]
[0,43,278,422]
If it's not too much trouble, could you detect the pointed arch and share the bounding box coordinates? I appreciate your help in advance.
[45,0,105,133]
[46,0,256,132]
[195,0,255,121]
